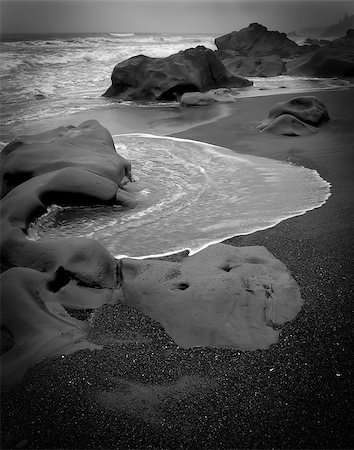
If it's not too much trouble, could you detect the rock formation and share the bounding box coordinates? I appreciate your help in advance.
[287,30,354,77]
[1,120,304,387]
[120,244,303,350]
[103,46,252,101]
[215,23,300,58]
[0,119,132,199]
[217,53,286,77]
[257,96,330,136]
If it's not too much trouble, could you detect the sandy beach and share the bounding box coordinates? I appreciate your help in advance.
[1,88,353,449]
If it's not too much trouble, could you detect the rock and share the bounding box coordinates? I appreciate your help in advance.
[120,244,303,350]
[258,96,330,131]
[0,120,304,387]
[180,88,236,106]
[215,23,299,58]
[1,119,132,198]
[221,55,286,77]
[287,30,354,77]
[257,114,319,136]
[103,46,252,101]
[0,121,128,386]
[0,266,104,387]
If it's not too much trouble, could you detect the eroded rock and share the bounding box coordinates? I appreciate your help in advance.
[1,119,132,198]
[257,114,319,136]
[120,244,303,351]
[215,23,299,58]
[220,54,286,77]
[103,46,251,101]
[287,30,354,77]
[257,96,330,135]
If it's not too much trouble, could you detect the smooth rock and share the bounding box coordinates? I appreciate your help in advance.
[103,46,251,101]
[259,96,330,129]
[120,244,303,350]
[0,267,105,387]
[1,119,132,198]
[257,114,319,136]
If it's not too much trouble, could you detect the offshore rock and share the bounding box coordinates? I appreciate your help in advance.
[103,46,252,101]
[287,30,354,77]
[215,23,299,58]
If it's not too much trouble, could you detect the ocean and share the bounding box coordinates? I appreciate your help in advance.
[1,32,337,257]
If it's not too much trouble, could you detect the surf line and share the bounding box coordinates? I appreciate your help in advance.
[112,133,331,260]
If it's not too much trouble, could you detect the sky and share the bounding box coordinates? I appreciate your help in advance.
[1,0,353,35]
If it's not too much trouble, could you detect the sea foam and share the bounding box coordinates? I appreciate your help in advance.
[28,134,331,259]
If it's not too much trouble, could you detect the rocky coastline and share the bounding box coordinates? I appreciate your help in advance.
[1,22,354,450]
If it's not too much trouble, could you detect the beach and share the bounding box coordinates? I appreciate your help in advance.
[1,87,353,449]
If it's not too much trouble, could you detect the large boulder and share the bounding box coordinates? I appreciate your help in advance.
[257,114,319,136]
[257,96,330,136]
[103,46,252,101]
[220,54,286,77]
[215,23,299,58]
[120,244,303,350]
[287,30,354,77]
[1,119,132,199]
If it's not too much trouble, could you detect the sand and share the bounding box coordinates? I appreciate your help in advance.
[1,88,353,449]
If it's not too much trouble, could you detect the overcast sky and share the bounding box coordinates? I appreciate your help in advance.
[1,0,353,35]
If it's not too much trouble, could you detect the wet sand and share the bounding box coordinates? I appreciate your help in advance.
[1,89,353,449]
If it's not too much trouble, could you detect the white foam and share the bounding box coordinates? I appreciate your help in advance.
[29,134,331,259]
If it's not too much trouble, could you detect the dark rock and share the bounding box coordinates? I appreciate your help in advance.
[103,46,252,101]
[287,29,354,77]
[221,55,286,77]
[257,114,319,136]
[215,23,299,58]
[257,96,330,136]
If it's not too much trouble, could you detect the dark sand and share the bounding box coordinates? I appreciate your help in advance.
[1,89,354,449]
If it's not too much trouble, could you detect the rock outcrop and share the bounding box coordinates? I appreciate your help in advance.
[1,120,132,199]
[0,120,134,386]
[257,96,330,136]
[215,23,300,58]
[218,54,286,77]
[287,30,354,77]
[1,120,304,387]
[103,46,252,101]
[120,244,303,350]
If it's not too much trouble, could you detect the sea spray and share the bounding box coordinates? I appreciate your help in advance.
[27,135,331,258]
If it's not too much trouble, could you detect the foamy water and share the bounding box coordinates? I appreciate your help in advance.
[27,134,331,259]
[0,32,349,142]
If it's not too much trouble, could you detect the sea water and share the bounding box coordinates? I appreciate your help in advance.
[27,134,331,258]
[0,32,349,143]
[1,32,335,257]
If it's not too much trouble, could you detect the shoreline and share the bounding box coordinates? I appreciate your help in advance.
[1,88,353,449]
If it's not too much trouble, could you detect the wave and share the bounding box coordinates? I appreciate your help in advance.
[109,32,136,38]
